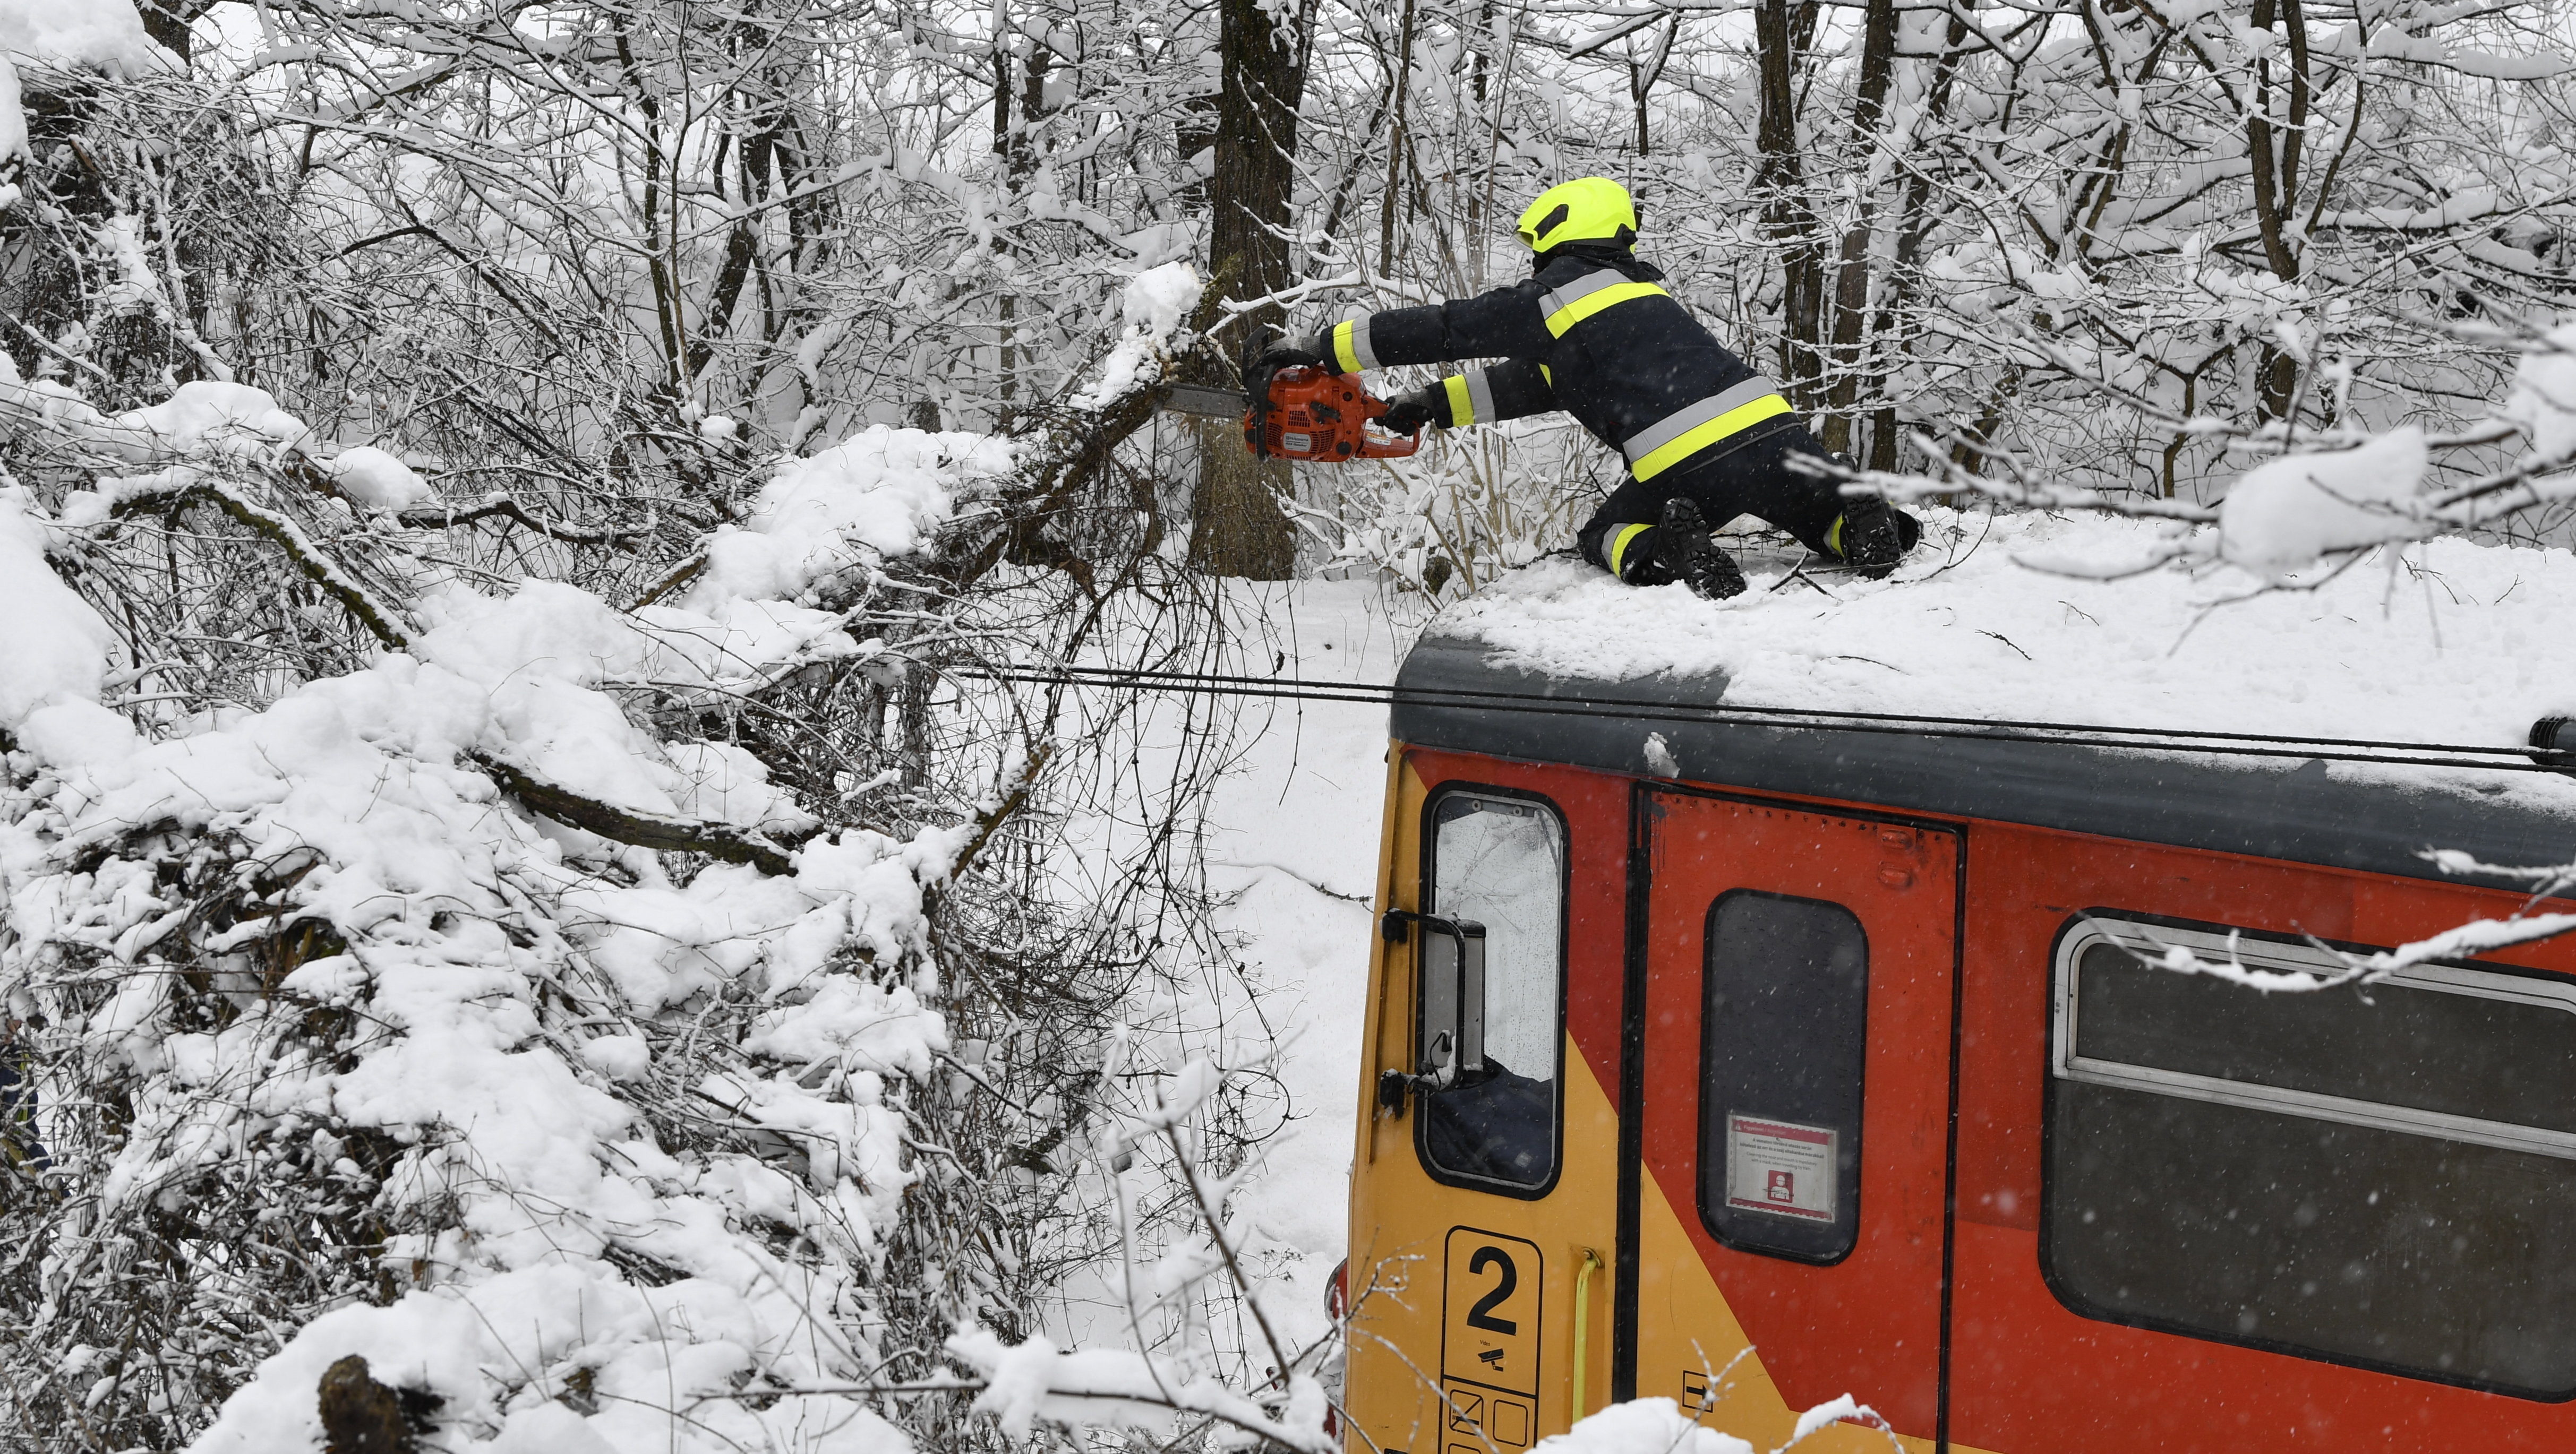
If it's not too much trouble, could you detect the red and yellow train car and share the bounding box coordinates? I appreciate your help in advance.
[1343,630,2576,1453]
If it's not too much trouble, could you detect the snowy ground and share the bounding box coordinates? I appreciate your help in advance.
[1197,580,1418,1355]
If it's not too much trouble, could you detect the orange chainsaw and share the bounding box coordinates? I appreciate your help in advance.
[1160,371,1423,462]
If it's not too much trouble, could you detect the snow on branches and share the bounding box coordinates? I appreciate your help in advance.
[0,403,998,1451]
[0,248,1289,1450]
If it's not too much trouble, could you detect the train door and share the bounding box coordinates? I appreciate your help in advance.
[1345,758,1630,1454]
[1629,790,1959,1450]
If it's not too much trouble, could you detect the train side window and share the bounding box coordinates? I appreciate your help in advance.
[2046,916,2576,1397]
[1418,790,1565,1193]
[1698,890,1868,1263]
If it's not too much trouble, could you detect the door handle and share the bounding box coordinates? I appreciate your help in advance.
[1377,910,1487,1113]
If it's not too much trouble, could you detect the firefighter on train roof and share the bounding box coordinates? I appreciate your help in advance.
[1253,176,1921,599]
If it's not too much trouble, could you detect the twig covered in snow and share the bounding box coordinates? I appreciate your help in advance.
[99,470,420,650]
[2094,909,2576,993]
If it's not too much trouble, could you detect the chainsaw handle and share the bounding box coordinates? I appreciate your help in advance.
[1240,328,1283,459]
[1356,392,1424,459]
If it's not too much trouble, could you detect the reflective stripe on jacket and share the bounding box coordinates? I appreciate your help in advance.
[1338,249,1799,478]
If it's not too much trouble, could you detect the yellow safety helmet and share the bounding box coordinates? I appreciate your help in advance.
[1516,177,1639,253]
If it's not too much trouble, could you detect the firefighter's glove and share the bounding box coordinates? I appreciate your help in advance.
[1254,333,1337,374]
[1377,384,1446,436]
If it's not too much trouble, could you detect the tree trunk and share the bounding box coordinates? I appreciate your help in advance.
[2245,0,2309,421]
[1817,0,1898,455]
[1379,0,1416,268]
[1188,0,1307,579]
[1867,7,1972,471]
[1755,0,1827,405]
[135,1,214,62]
[1187,418,1298,577]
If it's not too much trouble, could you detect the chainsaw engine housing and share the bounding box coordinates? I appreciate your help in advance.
[1244,367,1422,462]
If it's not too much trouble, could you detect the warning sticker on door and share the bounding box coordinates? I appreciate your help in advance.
[1724,1114,1837,1222]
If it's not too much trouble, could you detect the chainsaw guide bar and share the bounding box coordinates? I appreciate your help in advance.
[1158,384,1251,418]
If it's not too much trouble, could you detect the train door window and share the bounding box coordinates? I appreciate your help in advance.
[1698,890,1868,1262]
[2046,916,2576,1396]
[1418,790,1565,1193]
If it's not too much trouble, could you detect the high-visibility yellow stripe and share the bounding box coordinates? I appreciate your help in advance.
[1545,281,1666,337]
[1541,364,1553,387]
[1608,523,1653,578]
[1630,394,1794,480]
[1827,514,1846,556]
[1332,320,1364,373]
[1621,377,1785,464]
[1443,374,1475,426]
[1537,268,1631,318]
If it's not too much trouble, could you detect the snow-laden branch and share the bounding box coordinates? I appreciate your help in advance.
[2099,910,2576,993]
[98,470,420,651]
[2427,849,2576,894]
[472,752,809,877]
[946,1329,1334,1452]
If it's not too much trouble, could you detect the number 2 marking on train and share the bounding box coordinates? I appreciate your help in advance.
[1466,1246,1519,1334]
[1443,1227,1540,1396]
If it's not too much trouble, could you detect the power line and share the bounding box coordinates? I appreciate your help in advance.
[956,663,2576,777]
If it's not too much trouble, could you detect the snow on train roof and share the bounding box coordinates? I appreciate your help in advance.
[1396,507,2576,865]
[1431,507,2576,756]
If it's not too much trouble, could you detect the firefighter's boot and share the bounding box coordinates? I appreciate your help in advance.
[1616,497,1745,600]
[1829,496,1921,580]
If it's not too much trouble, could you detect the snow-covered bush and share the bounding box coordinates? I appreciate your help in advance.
[0,342,1330,1454]
[0,39,1319,1438]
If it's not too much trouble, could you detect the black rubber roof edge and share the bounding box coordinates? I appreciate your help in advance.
[1393,632,2576,891]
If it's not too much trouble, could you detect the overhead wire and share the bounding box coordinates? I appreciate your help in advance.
[954,663,2576,777]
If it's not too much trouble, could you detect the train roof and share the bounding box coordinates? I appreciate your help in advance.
[1391,510,2576,891]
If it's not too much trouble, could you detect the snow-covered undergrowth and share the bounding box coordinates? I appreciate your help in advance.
[0,245,1356,1451]
[0,2,164,211]
[1,426,999,1450]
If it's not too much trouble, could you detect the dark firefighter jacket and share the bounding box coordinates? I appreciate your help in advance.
[1329,246,1799,481]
